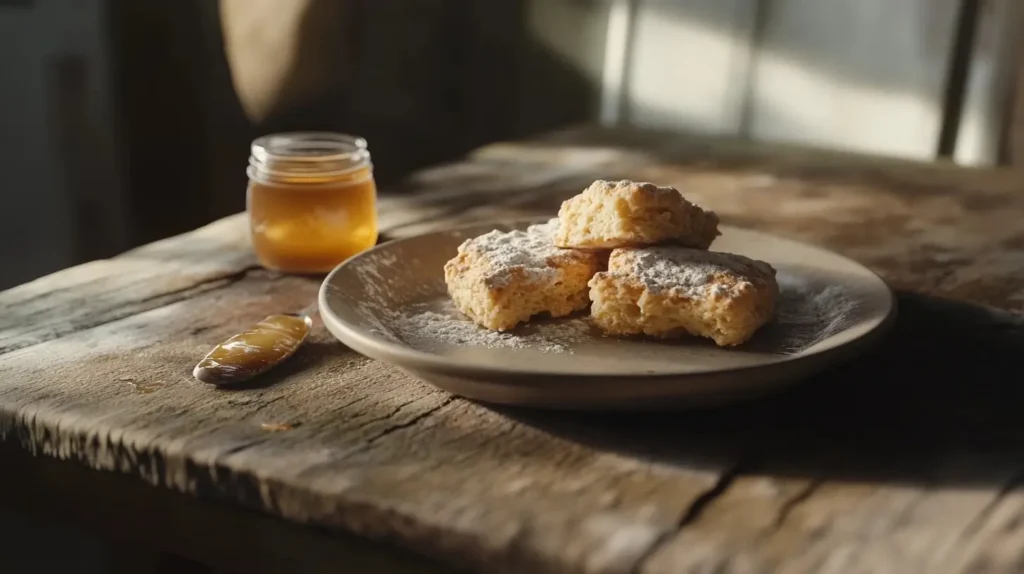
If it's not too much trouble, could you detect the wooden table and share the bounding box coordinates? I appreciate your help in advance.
[3,126,1024,574]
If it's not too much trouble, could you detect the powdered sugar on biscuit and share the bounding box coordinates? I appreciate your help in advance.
[622,247,776,296]
[455,219,566,288]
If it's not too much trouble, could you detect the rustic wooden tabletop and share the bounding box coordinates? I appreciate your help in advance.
[2,126,1024,574]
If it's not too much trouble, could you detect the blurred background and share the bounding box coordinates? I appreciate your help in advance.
[0,0,1020,291]
[1,0,1021,291]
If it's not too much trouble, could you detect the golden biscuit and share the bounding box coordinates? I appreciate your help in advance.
[444,220,603,331]
[588,246,777,346]
[554,180,720,249]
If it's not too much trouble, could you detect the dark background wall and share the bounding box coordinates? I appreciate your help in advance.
[0,0,599,291]
[0,0,125,289]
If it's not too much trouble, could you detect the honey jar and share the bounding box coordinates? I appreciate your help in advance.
[246,132,379,273]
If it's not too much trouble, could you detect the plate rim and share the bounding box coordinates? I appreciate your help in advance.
[318,218,897,380]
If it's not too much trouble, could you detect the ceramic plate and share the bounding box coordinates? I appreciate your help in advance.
[319,219,895,410]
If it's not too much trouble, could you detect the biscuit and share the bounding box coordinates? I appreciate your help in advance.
[554,180,720,249]
[444,220,603,331]
[588,247,778,346]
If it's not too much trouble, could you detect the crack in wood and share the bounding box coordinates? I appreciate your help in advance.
[219,438,270,459]
[961,468,1024,539]
[629,461,745,574]
[252,394,287,414]
[4,277,104,307]
[188,324,215,336]
[364,397,456,445]
[771,477,825,533]
[285,395,456,469]
[134,265,260,307]
[677,463,744,530]
[349,396,427,432]
[891,489,929,531]
[279,397,460,483]
[332,395,370,412]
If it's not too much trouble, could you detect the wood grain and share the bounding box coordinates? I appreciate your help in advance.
[0,271,726,572]
[4,125,1024,572]
[0,216,256,355]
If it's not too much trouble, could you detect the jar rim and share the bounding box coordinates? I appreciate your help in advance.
[251,132,368,162]
[249,132,372,183]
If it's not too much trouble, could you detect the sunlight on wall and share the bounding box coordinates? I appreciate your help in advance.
[575,0,968,161]
[625,0,754,135]
[749,54,941,159]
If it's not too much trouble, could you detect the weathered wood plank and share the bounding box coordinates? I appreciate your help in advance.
[0,216,257,355]
[3,276,1024,572]
[5,125,1024,572]
[642,455,1022,573]
[0,269,729,573]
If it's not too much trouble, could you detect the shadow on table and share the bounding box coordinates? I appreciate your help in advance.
[496,291,1024,486]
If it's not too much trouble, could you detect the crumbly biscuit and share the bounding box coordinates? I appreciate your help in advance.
[554,180,720,249]
[588,247,778,346]
[444,220,603,331]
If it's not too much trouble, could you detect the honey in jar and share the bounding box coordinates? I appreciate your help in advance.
[246,132,378,273]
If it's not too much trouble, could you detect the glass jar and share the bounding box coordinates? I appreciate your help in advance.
[246,132,379,273]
